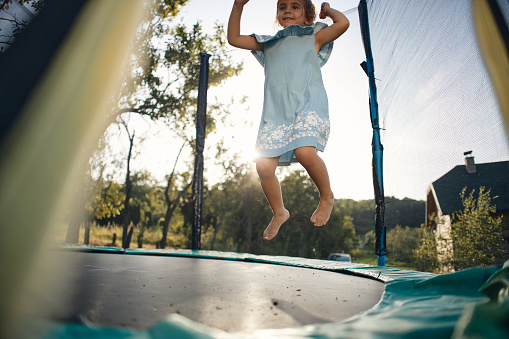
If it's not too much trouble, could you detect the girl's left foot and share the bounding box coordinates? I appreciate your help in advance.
[263,209,290,240]
[310,194,334,226]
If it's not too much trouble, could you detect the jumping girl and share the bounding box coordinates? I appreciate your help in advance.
[228,0,349,240]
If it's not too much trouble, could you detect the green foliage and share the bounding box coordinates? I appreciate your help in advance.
[276,171,360,259]
[356,227,423,271]
[412,187,505,273]
[94,171,168,228]
[201,168,359,259]
[0,0,44,52]
[386,225,420,263]
[336,197,425,235]
[413,225,439,272]
[69,222,168,248]
[89,1,242,246]
[354,252,418,271]
[149,0,189,19]
[336,199,374,235]
[87,181,124,220]
[386,198,426,230]
[450,187,505,270]
[200,161,270,253]
[129,171,167,227]
[66,135,124,226]
[117,7,242,137]
[0,0,43,11]
[363,230,376,253]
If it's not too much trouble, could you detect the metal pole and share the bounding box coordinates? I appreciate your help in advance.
[191,53,210,250]
[358,0,386,266]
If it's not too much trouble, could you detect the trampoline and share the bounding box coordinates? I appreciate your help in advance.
[18,246,507,339]
[27,248,384,332]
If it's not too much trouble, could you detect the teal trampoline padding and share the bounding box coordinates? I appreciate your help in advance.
[54,243,126,253]
[39,246,508,339]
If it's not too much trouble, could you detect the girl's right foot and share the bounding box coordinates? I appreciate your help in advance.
[310,193,334,227]
[263,209,290,240]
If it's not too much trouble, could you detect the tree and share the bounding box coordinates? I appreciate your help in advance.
[385,198,425,229]
[199,155,270,253]
[201,166,360,258]
[277,171,359,259]
[114,3,241,128]
[413,225,439,272]
[386,225,420,263]
[336,197,425,236]
[450,187,505,270]
[363,230,376,253]
[0,0,43,11]
[336,199,375,235]
[159,142,192,248]
[65,135,124,243]
[118,118,137,248]
[87,181,124,222]
[94,172,166,227]
[105,1,242,248]
[414,187,505,273]
[128,171,167,233]
[0,0,44,52]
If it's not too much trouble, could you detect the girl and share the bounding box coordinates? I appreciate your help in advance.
[228,0,349,240]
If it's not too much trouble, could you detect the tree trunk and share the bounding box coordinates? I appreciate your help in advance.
[160,182,191,248]
[84,223,91,245]
[122,129,135,249]
[65,219,81,243]
[137,232,144,248]
[160,142,188,249]
[246,214,252,253]
[210,216,219,250]
[125,224,135,248]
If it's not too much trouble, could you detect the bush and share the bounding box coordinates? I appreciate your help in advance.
[387,225,419,263]
[450,187,505,270]
[413,225,439,272]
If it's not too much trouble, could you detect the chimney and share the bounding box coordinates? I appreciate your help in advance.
[464,151,476,174]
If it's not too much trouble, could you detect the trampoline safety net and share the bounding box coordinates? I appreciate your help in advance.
[364,0,509,201]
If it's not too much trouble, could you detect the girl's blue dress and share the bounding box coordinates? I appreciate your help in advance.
[251,23,334,166]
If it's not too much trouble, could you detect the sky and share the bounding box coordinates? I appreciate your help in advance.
[116,0,509,202]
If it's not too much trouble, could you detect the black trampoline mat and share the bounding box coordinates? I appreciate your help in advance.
[30,251,384,332]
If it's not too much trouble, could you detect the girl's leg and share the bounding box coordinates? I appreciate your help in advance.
[255,156,290,240]
[294,146,335,226]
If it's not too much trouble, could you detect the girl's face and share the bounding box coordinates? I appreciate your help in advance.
[277,0,310,27]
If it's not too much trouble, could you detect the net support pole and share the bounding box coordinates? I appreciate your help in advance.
[191,53,210,251]
[358,0,386,266]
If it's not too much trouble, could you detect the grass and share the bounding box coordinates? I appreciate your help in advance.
[354,252,419,271]
[54,223,172,249]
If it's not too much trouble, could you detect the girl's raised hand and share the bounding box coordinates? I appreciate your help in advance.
[234,0,250,5]
[315,2,349,50]
[319,2,331,19]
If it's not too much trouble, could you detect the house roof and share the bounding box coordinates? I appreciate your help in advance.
[431,160,509,215]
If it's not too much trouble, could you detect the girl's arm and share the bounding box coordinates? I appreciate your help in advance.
[315,2,350,52]
[227,0,263,51]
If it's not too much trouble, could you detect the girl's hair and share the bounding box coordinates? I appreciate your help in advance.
[301,0,316,24]
[276,0,316,26]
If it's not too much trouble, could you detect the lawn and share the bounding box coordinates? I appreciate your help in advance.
[54,223,172,249]
[354,252,419,271]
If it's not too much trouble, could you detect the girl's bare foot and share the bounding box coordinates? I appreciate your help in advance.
[263,209,290,240]
[310,194,334,226]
